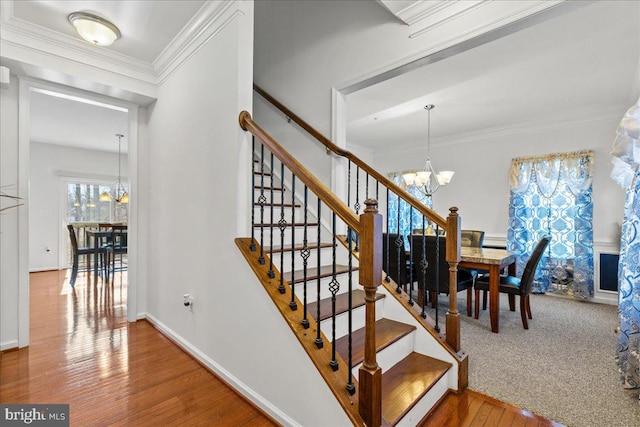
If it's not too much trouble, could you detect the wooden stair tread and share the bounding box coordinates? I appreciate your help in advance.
[308,289,384,322]
[254,222,319,228]
[335,318,416,367]
[381,352,452,426]
[270,242,334,253]
[282,264,355,284]
[253,171,272,176]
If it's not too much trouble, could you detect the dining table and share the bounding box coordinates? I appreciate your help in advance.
[460,246,516,333]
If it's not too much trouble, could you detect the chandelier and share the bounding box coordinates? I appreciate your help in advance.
[99,134,129,204]
[401,105,454,196]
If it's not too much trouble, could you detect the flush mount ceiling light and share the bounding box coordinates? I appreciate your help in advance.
[68,12,121,46]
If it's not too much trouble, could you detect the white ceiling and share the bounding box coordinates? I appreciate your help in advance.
[9,0,206,153]
[8,1,640,155]
[29,89,129,153]
[348,1,640,153]
[11,0,206,63]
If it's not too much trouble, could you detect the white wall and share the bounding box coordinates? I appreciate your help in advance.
[0,75,20,350]
[28,142,126,272]
[142,2,350,425]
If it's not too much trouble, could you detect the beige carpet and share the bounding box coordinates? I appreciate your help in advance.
[425,292,640,427]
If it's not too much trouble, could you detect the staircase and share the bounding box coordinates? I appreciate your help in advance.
[236,127,468,425]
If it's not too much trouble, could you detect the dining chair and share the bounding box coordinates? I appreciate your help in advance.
[461,230,485,248]
[105,225,127,281]
[67,224,104,287]
[474,236,551,329]
[382,232,412,289]
[410,234,476,316]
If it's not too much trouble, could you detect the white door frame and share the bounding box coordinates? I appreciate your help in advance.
[17,77,140,346]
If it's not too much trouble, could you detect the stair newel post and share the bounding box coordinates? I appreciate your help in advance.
[445,207,461,353]
[358,199,382,427]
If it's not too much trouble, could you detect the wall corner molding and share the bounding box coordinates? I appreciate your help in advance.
[153,0,244,86]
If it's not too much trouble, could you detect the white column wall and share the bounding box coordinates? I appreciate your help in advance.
[0,75,20,350]
[142,3,349,425]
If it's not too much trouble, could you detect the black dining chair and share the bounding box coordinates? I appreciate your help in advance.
[105,225,127,281]
[474,236,551,329]
[67,224,105,287]
[382,232,412,289]
[410,234,476,316]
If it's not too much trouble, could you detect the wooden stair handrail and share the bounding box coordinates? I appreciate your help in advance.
[254,83,447,229]
[239,111,361,233]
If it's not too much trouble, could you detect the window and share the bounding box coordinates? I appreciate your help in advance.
[507,150,594,299]
[66,182,128,224]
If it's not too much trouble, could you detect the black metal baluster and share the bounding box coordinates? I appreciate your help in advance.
[434,224,440,332]
[385,189,391,283]
[290,174,297,311]
[395,195,402,294]
[347,161,351,211]
[250,137,256,251]
[257,144,266,264]
[267,153,275,278]
[278,162,287,294]
[346,229,355,395]
[329,212,340,372]
[354,166,360,252]
[365,173,369,199]
[420,217,427,319]
[314,199,323,349]
[408,205,414,306]
[301,186,310,329]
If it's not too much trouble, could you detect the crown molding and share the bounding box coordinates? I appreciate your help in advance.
[408,0,565,40]
[0,1,155,83]
[153,0,244,86]
[0,0,243,97]
[375,103,628,157]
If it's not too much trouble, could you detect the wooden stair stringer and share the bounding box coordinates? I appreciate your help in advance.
[336,234,469,392]
[235,237,365,426]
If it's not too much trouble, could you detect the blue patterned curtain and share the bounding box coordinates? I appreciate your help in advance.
[387,175,432,245]
[612,98,640,399]
[507,151,594,298]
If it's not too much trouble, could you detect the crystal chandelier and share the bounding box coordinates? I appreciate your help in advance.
[401,105,454,196]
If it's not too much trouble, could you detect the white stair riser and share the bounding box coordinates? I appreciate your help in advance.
[272,247,356,276]
[290,270,361,304]
[318,297,384,339]
[395,373,450,427]
[351,332,415,378]
[254,206,302,223]
[253,189,287,204]
[254,227,330,245]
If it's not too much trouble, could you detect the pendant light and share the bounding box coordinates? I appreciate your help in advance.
[401,105,454,196]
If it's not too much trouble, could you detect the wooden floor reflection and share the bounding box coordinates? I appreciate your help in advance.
[0,270,277,426]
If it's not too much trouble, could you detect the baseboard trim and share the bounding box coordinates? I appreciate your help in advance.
[0,340,19,352]
[142,313,297,427]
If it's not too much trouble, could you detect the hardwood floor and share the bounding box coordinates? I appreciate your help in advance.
[0,270,277,426]
[421,390,564,427]
[1,270,562,426]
